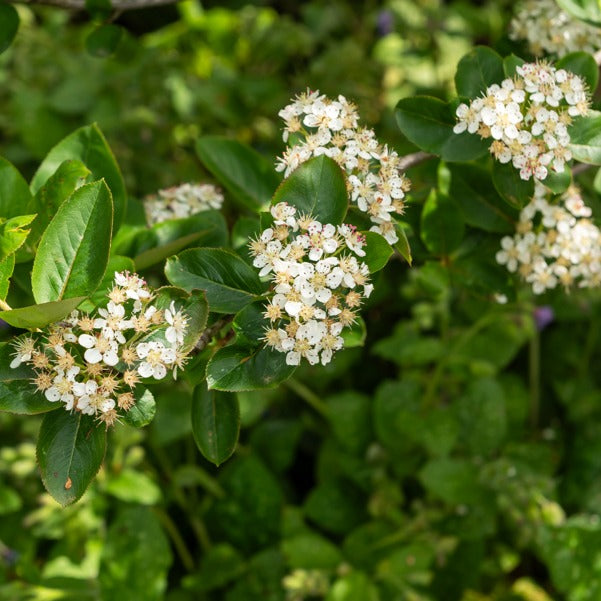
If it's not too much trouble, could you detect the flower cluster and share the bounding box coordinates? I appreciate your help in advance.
[496,183,601,294]
[249,202,373,366]
[454,61,589,180]
[510,0,601,57]
[276,90,411,245]
[144,183,224,225]
[10,272,190,426]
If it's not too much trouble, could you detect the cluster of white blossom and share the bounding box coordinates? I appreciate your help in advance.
[144,183,224,225]
[454,61,590,180]
[496,183,601,294]
[249,202,373,366]
[276,90,411,245]
[10,272,190,426]
[510,0,601,57]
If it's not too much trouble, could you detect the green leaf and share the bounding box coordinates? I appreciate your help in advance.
[122,389,156,428]
[363,231,393,272]
[0,380,57,414]
[192,384,240,466]
[105,470,162,505]
[271,155,348,225]
[420,190,465,255]
[556,0,601,25]
[165,248,265,314]
[1,296,86,329]
[394,225,412,265]
[31,124,127,232]
[232,301,268,347]
[37,411,106,506]
[0,157,32,219]
[0,253,14,300]
[326,572,379,601]
[395,96,489,161]
[491,160,535,209]
[206,343,296,391]
[557,52,599,92]
[0,214,36,262]
[184,544,245,592]
[420,458,481,505]
[196,136,281,212]
[283,533,343,570]
[99,507,172,601]
[454,46,504,98]
[27,160,90,249]
[0,4,18,55]
[569,111,601,164]
[31,180,113,303]
[341,316,366,348]
[326,391,371,454]
[448,164,516,233]
[85,24,123,58]
[503,54,525,78]
[542,167,572,195]
[87,254,135,309]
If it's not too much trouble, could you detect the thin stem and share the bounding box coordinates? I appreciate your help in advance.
[285,377,329,418]
[529,329,541,428]
[194,315,234,353]
[397,151,435,171]
[153,508,195,572]
[0,299,11,311]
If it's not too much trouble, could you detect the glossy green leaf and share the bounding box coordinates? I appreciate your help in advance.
[122,389,156,428]
[362,231,393,273]
[341,316,366,348]
[206,343,296,391]
[556,0,601,25]
[0,157,32,219]
[0,296,86,329]
[0,253,14,300]
[394,225,412,265]
[542,168,572,195]
[448,164,516,233]
[37,411,106,506]
[569,111,601,164]
[271,155,348,225]
[491,160,535,209]
[0,380,57,415]
[27,160,90,249]
[31,180,113,303]
[232,301,267,347]
[395,96,489,161]
[454,46,504,98]
[557,52,599,92]
[503,54,525,78]
[196,136,281,212]
[85,24,123,58]
[0,214,36,262]
[0,4,18,55]
[30,124,126,232]
[192,384,240,466]
[420,190,465,255]
[165,248,265,314]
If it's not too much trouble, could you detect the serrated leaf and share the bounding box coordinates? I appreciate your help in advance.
[165,248,265,314]
[569,111,601,164]
[31,181,113,303]
[37,411,106,506]
[0,4,18,55]
[395,96,489,161]
[192,384,240,466]
[455,46,504,98]
[85,24,123,58]
[0,296,86,329]
[420,190,465,255]
[557,51,599,92]
[31,124,126,232]
[122,389,156,428]
[271,155,348,225]
[0,157,32,219]
[196,136,281,212]
[491,160,535,209]
[206,343,296,391]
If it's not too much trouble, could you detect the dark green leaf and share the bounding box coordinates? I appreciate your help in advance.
[1,296,86,329]
[557,52,599,92]
[394,225,412,265]
[0,157,32,219]
[271,155,348,225]
[0,214,36,261]
[37,411,106,506]
[122,389,156,428]
[31,180,113,303]
[207,343,296,391]
[0,380,57,414]
[165,248,265,314]
[542,167,572,195]
[395,96,489,161]
[31,124,127,232]
[232,301,267,347]
[184,544,245,592]
[196,136,281,212]
[420,458,481,505]
[420,190,465,255]
[192,384,240,466]
[556,0,601,25]
[491,160,535,209]
[363,231,393,272]
[85,24,123,58]
[0,4,18,55]
[569,111,601,164]
[454,46,504,98]
[503,54,525,78]
[326,391,371,454]
[341,316,366,348]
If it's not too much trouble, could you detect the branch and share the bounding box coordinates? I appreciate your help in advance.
[194,315,234,353]
[12,0,178,11]
[398,151,435,172]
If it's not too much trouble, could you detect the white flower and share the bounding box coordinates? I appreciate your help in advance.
[78,333,120,366]
[165,301,188,345]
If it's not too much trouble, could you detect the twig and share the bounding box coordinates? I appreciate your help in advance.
[10,0,178,11]
[398,151,435,171]
[572,162,594,176]
[194,315,234,352]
